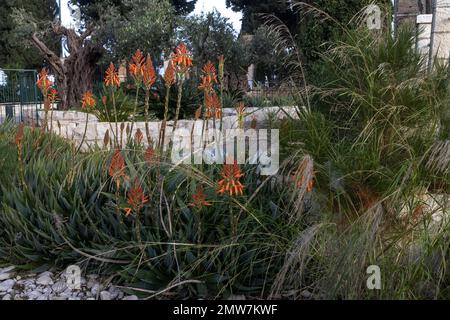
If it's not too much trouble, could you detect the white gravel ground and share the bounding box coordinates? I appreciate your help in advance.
[0,266,139,301]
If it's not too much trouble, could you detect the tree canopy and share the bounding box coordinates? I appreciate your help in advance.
[0,0,59,69]
[226,0,392,69]
[226,0,299,34]
[97,0,176,64]
[71,0,197,22]
[179,10,246,71]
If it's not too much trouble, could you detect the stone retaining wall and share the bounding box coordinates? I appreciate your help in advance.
[24,106,299,151]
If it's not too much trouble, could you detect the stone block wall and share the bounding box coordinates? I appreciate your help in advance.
[24,106,299,151]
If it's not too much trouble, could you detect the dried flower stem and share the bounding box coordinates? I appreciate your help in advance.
[218,56,225,131]
[172,78,184,136]
[111,87,119,148]
[15,124,27,192]
[129,86,140,143]
[144,89,151,146]
[75,112,90,155]
[102,101,117,150]
[159,84,171,152]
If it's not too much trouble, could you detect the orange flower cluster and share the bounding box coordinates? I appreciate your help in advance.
[43,88,58,111]
[198,61,217,93]
[164,60,176,87]
[218,161,245,196]
[81,91,96,110]
[205,92,222,119]
[172,43,193,74]
[104,63,120,87]
[189,185,212,209]
[36,68,53,94]
[109,149,126,188]
[47,88,58,102]
[143,54,156,90]
[129,49,145,83]
[124,179,149,217]
[36,68,58,111]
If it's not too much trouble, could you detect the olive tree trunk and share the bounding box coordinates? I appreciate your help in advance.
[31,24,102,110]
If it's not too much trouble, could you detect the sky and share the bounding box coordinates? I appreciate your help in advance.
[193,0,242,32]
[61,0,242,33]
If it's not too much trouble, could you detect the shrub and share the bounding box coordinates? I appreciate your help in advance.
[0,123,299,298]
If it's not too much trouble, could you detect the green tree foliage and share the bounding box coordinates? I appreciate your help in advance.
[179,11,246,70]
[72,0,197,22]
[70,0,132,23]
[179,10,248,77]
[0,0,59,68]
[295,0,391,65]
[250,25,288,82]
[226,0,299,34]
[68,0,176,66]
[227,0,392,77]
[99,0,176,64]
[171,0,198,15]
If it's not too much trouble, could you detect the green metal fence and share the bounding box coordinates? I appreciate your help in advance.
[0,69,41,124]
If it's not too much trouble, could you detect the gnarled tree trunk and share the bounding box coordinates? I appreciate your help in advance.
[31,24,102,110]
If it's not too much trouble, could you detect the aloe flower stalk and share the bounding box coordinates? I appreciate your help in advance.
[129,50,145,143]
[104,63,120,147]
[172,43,193,138]
[75,91,96,154]
[159,60,175,152]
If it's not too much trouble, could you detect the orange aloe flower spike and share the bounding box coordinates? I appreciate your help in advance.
[132,49,145,66]
[143,55,156,89]
[109,149,126,188]
[198,61,217,93]
[164,60,176,87]
[129,49,145,82]
[36,68,53,94]
[124,178,149,216]
[81,91,96,110]
[217,161,245,196]
[47,88,58,102]
[189,185,212,209]
[205,92,222,119]
[104,63,120,87]
[173,43,193,74]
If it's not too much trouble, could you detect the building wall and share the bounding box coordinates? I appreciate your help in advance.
[430,0,450,65]
[395,0,450,66]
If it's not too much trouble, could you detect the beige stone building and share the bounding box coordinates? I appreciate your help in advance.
[395,0,450,66]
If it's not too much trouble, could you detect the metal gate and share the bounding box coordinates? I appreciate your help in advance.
[0,69,41,124]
